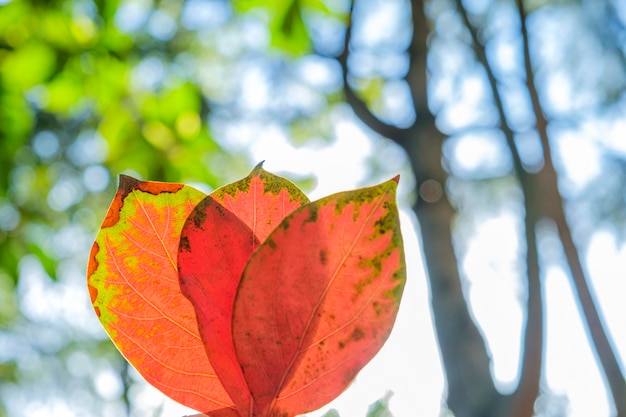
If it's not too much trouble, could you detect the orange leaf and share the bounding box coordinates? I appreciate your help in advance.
[87,175,236,413]
[232,177,406,416]
[178,165,310,416]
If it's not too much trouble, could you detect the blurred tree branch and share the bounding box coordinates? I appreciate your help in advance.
[514,0,626,414]
[455,1,543,416]
[339,1,506,415]
[338,2,411,140]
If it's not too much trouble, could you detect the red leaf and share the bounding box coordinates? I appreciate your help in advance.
[232,178,406,416]
[178,164,310,416]
[87,175,236,413]
[178,197,257,416]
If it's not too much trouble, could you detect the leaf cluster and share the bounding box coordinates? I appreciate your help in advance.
[88,165,406,416]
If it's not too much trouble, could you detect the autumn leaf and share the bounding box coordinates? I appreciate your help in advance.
[231,177,405,416]
[88,166,405,417]
[87,175,237,413]
[178,164,310,415]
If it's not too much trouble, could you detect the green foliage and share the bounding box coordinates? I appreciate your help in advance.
[234,0,310,55]
[233,0,348,56]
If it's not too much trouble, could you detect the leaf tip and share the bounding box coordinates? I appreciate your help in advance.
[391,175,400,184]
[118,174,141,193]
[253,160,266,173]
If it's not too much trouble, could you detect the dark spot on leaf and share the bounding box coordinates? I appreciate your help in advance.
[372,257,382,271]
[305,206,318,223]
[351,327,365,341]
[354,277,372,296]
[279,217,290,230]
[319,249,327,265]
[178,236,191,252]
[338,341,345,349]
[372,301,385,316]
[266,237,277,249]
[214,202,227,217]
[191,198,212,229]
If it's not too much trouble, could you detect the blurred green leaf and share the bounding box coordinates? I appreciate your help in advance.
[98,104,137,155]
[27,243,57,281]
[1,40,56,89]
[366,391,394,417]
[45,71,84,113]
[140,82,201,124]
[0,1,33,48]
[39,9,86,51]
[0,361,17,384]
[0,88,33,168]
[233,0,312,55]
[270,0,311,55]
[0,271,18,324]
[89,53,130,112]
